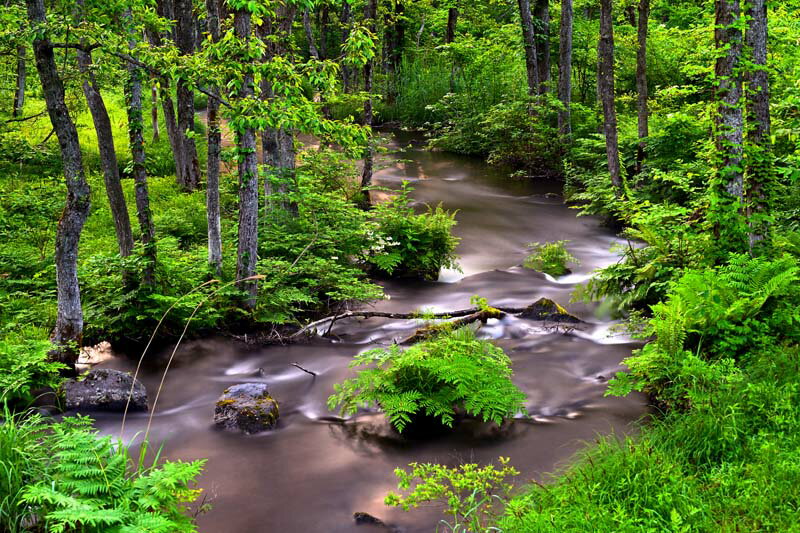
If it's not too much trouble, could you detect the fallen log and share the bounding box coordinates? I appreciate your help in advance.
[290,298,582,340]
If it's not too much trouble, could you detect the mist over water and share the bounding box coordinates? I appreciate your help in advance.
[91,131,646,532]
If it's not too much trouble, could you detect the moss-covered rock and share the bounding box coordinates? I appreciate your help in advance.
[518,297,582,323]
[213,383,279,434]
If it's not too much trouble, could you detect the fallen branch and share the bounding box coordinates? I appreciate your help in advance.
[290,298,583,340]
[290,362,317,377]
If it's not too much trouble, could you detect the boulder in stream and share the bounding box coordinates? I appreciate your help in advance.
[64,368,148,412]
[214,383,279,434]
[518,297,582,323]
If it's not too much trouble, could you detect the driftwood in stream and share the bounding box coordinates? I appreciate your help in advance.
[290,298,582,340]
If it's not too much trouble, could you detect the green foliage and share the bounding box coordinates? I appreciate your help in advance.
[327,327,527,432]
[0,406,47,533]
[0,412,205,533]
[385,457,519,533]
[367,182,460,280]
[523,240,579,277]
[0,339,65,405]
[21,415,206,533]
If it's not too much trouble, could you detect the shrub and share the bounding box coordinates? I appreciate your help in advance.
[327,327,527,432]
[524,240,579,277]
[20,415,206,533]
[368,182,460,280]
[385,457,519,533]
[0,339,65,406]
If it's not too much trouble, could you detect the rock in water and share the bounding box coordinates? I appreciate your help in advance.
[518,297,582,323]
[64,369,148,412]
[214,383,279,434]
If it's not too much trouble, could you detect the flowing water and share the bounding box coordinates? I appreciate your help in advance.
[92,131,647,532]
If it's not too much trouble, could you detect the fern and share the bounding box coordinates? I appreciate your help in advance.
[328,327,527,432]
[20,415,206,533]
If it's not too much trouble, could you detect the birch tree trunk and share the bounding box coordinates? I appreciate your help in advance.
[234,7,260,308]
[598,0,622,191]
[745,0,771,246]
[534,0,550,93]
[76,47,134,260]
[125,35,157,286]
[206,0,223,274]
[13,45,26,118]
[557,0,573,135]
[174,0,201,191]
[518,0,540,98]
[715,0,744,202]
[27,0,91,369]
[635,0,650,173]
[303,8,320,59]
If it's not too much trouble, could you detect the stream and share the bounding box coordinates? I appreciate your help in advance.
[92,130,647,532]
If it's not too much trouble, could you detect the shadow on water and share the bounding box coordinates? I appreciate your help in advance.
[88,131,647,533]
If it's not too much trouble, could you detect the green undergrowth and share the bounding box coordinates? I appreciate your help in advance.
[0,410,205,533]
[328,327,527,432]
[497,252,800,531]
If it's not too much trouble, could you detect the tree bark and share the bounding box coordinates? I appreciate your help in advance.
[27,0,91,369]
[303,8,320,59]
[76,47,135,260]
[151,1,186,184]
[635,0,650,173]
[598,0,622,191]
[714,0,744,202]
[745,0,771,246]
[234,8,259,308]
[534,0,550,93]
[518,0,540,98]
[151,83,160,141]
[206,0,222,275]
[360,0,378,208]
[340,1,352,92]
[13,45,26,118]
[557,0,573,135]
[174,0,201,191]
[320,5,329,59]
[446,7,458,44]
[259,5,298,215]
[125,35,157,287]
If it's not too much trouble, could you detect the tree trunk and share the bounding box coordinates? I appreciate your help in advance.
[234,8,259,309]
[360,0,378,208]
[151,83,160,141]
[518,0,540,98]
[635,0,650,173]
[206,0,222,275]
[557,0,573,135]
[320,5,329,59]
[534,0,550,93]
[125,33,157,287]
[598,0,622,191]
[150,1,186,184]
[27,0,91,370]
[341,1,352,92]
[745,0,771,246]
[13,45,26,118]
[76,47,134,260]
[446,7,458,44]
[259,6,298,215]
[174,0,201,191]
[303,8,320,59]
[714,0,744,202]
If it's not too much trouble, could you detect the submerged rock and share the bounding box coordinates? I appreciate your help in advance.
[518,297,582,323]
[353,512,401,532]
[64,368,148,412]
[214,383,279,434]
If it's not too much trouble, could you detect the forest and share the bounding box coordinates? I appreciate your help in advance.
[1,0,799,531]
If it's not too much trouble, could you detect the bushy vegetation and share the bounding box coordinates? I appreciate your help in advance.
[328,327,526,432]
[523,240,579,277]
[385,457,519,533]
[1,411,205,533]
